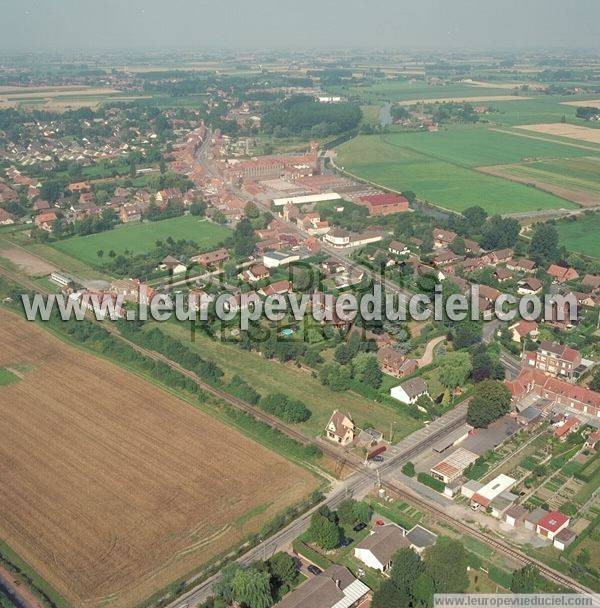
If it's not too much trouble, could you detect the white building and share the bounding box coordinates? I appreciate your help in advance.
[470,474,516,510]
[354,524,408,573]
[390,377,428,405]
[273,192,341,207]
[262,251,300,269]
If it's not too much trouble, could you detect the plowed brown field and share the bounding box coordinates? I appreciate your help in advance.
[0,310,317,608]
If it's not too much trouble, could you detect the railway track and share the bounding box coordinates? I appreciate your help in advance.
[1,267,593,595]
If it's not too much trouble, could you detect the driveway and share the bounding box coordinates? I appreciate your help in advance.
[416,335,446,367]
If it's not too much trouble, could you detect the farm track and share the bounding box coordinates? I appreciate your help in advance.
[0,267,594,597]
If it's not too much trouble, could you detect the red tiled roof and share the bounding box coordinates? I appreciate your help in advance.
[537,511,569,533]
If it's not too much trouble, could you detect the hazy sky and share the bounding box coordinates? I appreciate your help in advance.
[2,0,599,51]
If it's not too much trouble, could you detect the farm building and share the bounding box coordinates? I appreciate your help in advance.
[354,524,408,573]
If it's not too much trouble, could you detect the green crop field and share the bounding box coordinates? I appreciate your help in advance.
[157,321,421,440]
[327,81,514,104]
[337,134,576,214]
[555,213,600,259]
[53,217,231,266]
[381,125,595,167]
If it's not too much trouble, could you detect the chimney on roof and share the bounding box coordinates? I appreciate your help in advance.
[335,578,341,589]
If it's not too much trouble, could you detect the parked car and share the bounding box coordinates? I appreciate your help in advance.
[353,522,367,532]
[340,537,354,547]
[307,565,322,575]
[371,455,384,462]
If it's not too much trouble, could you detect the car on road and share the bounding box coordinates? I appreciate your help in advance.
[307,565,322,575]
[353,522,367,532]
[371,455,384,462]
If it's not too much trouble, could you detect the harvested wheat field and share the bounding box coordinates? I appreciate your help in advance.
[0,309,317,608]
[516,123,600,144]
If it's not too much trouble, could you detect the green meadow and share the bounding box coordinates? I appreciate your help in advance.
[53,216,231,266]
[554,213,600,259]
[337,133,578,214]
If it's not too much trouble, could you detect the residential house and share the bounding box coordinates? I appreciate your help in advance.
[509,320,539,343]
[274,565,371,608]
[354,524,409,573]
[507,257,536,274]
[434,251,462,267]
[0,208,15,225]
[325,410,355,446]
[493,267,513,283]
[524,340,582,380]
[506,369,600,419]
[554,416,580,441]
[259,279,292,297]
[547,264,579,283]
[34,211,58,232]
[518,278,543,295]
[464,239,483,256]
[377,347,417,378]
[432,228,457,249]
[156,188,182,206]
[585,429,600,450]
[68,181,91,194]
[388,240,410,256]
[242,263,270,283]
[33,199,50,213]
[119,203,141,223]
[488,248,513,265]
[159,255,187,274]
[516,405,543,426]
[572,291,598,308]
[582,274,600,293]
[192,248,230,267]
[390,377,428,404]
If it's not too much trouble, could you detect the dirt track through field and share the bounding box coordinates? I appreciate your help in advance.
[0,310,316,608]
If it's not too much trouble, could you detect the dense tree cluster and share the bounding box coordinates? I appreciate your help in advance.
[372,538,469,608]
[259,393,311,423]
[467,379,512,428]
[262,95,362,138]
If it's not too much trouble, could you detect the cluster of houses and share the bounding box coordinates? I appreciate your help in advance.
[276,520,437,608]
